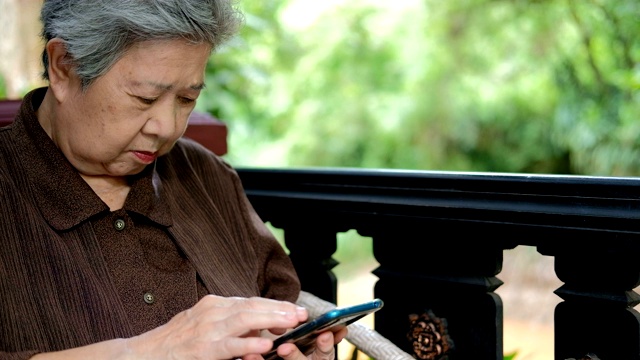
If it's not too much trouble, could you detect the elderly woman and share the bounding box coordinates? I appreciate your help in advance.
[0,1,346,359]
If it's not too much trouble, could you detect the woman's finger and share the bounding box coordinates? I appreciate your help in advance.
[219,309,301,337]
[202,295,308,317]
[275,331,337,360]
[210,336,274,359]
[332,326,348,344]
[310,331,336,359]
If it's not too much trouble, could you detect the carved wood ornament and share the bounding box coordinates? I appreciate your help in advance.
[407,310,454,360]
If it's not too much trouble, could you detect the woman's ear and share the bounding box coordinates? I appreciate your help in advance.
[46,38,76,103]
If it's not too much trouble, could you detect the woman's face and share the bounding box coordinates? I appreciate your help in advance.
[50,39,211,178]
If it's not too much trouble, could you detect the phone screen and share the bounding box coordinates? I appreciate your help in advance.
[263,298,384,360]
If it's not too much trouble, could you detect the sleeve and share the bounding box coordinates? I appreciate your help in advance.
[0,351,40,360]
[0,172,42,359]
[242,192,301,303]
[230,164,302,303]
[172,138,301,303]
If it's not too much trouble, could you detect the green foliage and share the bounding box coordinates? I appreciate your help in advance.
[504,351,518,360]
[266,224,374,281]
[200,0,639,176]
[0,74,7,99]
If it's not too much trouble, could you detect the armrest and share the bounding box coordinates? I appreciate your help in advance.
[296,291,414,360]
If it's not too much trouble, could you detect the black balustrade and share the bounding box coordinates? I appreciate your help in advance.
[238,167,640,360]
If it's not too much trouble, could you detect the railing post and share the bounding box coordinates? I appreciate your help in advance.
[539,247,640,360]
[282,224,339,304]
[368,225,510,360]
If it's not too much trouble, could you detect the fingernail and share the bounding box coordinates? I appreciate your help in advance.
[280,311,296,320]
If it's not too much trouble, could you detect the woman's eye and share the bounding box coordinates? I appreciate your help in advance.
[178,97,195,105]
[138,97,156,105]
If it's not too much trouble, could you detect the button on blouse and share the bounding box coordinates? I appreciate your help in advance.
[114,218,126,231]
[143,292,155,305]
[93,207,208,334]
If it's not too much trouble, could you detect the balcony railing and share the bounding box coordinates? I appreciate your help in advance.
[236,167,640,360]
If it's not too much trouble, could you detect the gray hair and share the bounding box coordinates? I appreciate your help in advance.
[40,0,243,88]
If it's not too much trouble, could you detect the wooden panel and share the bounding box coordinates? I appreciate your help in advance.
[0,99,21,125]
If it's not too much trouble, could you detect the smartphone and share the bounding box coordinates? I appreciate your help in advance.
[263,298,384,360]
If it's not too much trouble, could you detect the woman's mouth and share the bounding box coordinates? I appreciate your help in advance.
[132,151,158,164]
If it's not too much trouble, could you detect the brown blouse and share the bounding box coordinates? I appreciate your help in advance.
[0,87,301,359]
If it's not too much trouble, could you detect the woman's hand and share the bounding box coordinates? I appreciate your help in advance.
[273,326,349,360]
[31,295,346,360]
[127,295,309,360]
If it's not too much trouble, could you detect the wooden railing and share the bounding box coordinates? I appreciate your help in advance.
[236,167,640,360]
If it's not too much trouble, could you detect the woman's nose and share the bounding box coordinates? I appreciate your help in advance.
[142,100,183,139]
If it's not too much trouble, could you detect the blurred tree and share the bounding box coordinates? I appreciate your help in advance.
[199,0,639,176]
[551,0,640,175]
[0,0,45,98]
[197,0,301,165]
